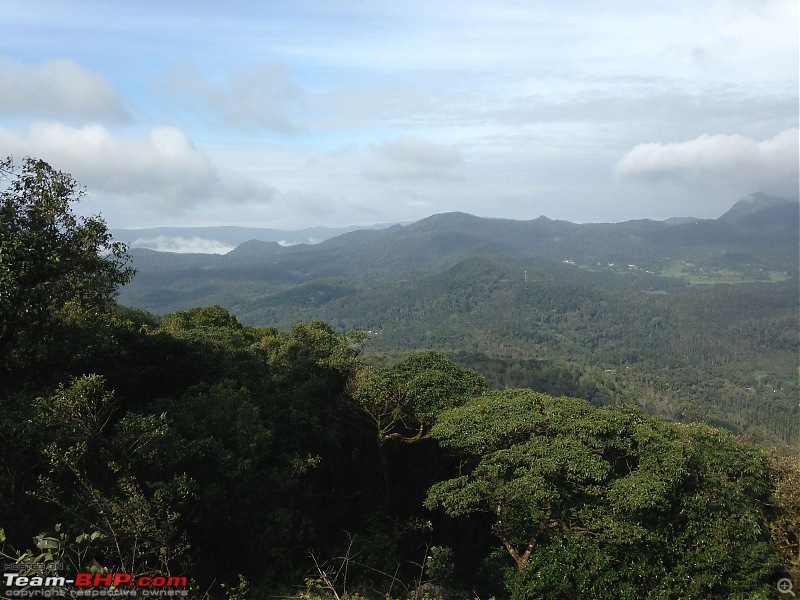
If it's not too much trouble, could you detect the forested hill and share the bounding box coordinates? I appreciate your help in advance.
[120,193,798,291]
[115,193,800,446]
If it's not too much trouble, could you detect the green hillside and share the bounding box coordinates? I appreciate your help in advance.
[115,197,800,445]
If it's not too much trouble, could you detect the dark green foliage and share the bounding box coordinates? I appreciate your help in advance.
[349,351,486,508]
[0,157,134,381]
[425,390,779,598]
[4,303,791,597]
[351,351,486,442]
[162,304,244,331]
[124,250,798,445]
[766,446,800,582]
[379,351,487,423]
[31,375,188,577]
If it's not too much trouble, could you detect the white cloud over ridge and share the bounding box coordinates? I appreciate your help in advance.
[364,137,464,181]
[615,129,799,197]
[0,121,277,210]
[0,57,130,121]
[132,236,234,254]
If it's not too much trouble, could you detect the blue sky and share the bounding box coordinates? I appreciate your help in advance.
[1,0,797,231]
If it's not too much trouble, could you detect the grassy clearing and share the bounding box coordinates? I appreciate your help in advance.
[660,263,685,278]
[659,262,789,285]
[770,271,790,282]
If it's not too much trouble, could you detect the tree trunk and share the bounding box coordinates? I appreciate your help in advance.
[377,436,391,508]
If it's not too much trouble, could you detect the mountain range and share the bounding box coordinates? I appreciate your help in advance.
[117,192,798,316]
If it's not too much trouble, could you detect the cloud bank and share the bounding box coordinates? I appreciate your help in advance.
[0,122,277,210]
[0,57,130,122]
[132,236,234,254]
[616,129,799,197]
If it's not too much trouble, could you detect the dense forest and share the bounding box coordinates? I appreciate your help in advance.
[1,157,798,599]
[116,190,800,448]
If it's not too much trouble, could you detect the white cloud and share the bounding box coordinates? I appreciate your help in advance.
[132,236,234,254]
[0,57,130,121]
[615,128,799,197]
[0,121,277,209]
[364,137,464,181]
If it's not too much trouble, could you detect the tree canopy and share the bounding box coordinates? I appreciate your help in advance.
[0,156,133,380]
[425,389,779,598]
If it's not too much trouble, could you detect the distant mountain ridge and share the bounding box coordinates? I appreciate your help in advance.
[113,193,797,256]
[117,193,799,316]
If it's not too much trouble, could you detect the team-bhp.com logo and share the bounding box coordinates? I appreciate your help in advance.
[2,567,188,597]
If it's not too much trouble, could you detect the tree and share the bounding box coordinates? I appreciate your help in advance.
[0,157,136,551]
[425,389,778,599]
[350,351,486,506]
[31,375,188,579]
[767,445,800,582]
[161,305,243,333]
[0,157,134,378]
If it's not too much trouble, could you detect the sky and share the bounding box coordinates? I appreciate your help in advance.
[1,0,798,232]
